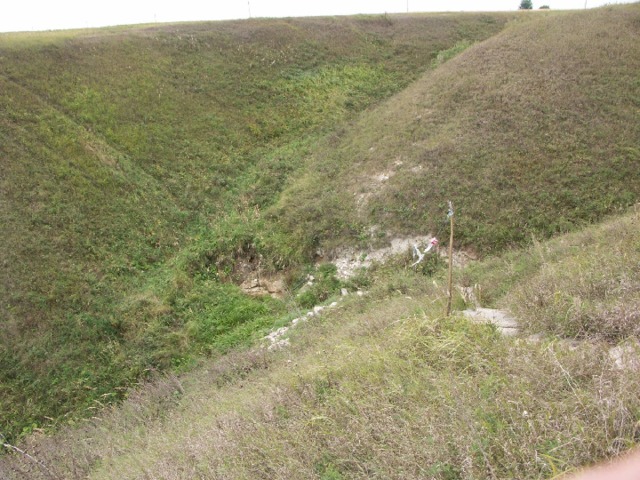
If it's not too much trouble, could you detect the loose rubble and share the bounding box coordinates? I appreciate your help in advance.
[262,298,350,351]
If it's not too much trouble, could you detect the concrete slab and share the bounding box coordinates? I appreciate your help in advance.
[462,308,520,336]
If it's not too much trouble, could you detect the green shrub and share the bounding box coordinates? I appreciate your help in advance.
[431,40,472,67]
[296,264,343,309]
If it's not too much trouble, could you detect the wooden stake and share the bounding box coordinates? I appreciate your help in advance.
[446,202,454,317]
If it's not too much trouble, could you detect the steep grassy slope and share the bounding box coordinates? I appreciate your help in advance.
[2,208,639,479]
[273,5,640,256]
[2,3,639,448]
[0,14,512,439]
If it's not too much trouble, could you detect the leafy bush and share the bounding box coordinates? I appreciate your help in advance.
[431,40,472,67]
[296,264,343,309]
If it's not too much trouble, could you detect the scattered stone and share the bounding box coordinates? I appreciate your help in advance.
[608,342,640,371]
[267,338,290,351]
[341,288,349,296]
[264,294,345,351]
[526,333,544,343]
[240,275,285,299]
[264,326,288,342]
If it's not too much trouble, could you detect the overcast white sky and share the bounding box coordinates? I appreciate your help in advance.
[0,0,630,33]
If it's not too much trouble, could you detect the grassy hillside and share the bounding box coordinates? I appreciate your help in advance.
[2,207,639,479]
[0,13,513,440]
[1,2,639,451]
[273,4,640,256]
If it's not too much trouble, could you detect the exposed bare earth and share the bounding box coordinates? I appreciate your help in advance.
[332,235,432,278]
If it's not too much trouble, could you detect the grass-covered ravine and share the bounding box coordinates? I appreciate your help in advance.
[2,206,640,479]
[0,12,515,441]
[0,5,639,473]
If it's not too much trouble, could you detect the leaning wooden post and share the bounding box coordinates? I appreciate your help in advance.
[445,201,454,317]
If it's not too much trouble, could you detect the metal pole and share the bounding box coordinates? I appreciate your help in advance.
[446,202,454,317]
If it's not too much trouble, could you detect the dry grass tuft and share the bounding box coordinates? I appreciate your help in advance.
[506,206,640,341]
